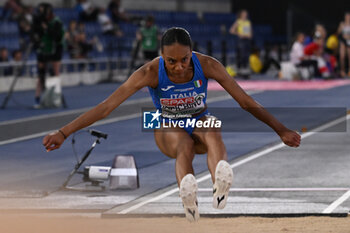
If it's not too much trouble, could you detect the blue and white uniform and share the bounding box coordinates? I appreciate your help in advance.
[148,52,208,135]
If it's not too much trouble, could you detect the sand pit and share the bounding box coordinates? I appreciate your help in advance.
[1,214,350,233]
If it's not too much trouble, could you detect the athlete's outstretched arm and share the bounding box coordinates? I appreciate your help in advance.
[43,62,158,152]
[200,54,301,147]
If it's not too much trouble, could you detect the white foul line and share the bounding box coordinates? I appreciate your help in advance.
[118,113,349,214]
[118,142,287,214]
[198,188,350,192]
[323,190,350,213]
[118,189,179,214]
[317,114,350,214]
[300,114,349,139]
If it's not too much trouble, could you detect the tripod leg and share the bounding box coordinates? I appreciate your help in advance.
[1,43,33,109]
[61,93,68,109]
[128,40,141,77]
[1,75,20,109]
[61,139,99,189]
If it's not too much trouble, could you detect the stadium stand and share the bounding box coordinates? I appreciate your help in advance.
[0,6,278,76]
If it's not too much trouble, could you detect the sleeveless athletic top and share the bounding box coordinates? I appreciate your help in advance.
[342,24,350,37]
[148,52,208,119]
[237,19,251,37]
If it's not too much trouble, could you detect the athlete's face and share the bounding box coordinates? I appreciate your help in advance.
[345,13,350,22]
[240,11,248,20]
[161,43,192,79]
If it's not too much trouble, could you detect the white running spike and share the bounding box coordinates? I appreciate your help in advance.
[213,160,234,209]
[179,174,199,222]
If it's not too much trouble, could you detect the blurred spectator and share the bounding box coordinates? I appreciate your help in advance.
[65,20,80,53]
[1,0,24,20]
[98,8,123,37]
[17,5,34,51]
[75,0,99,22]
[67,33,82,59]
[326,34,339,53]
[70,33,95,59]
[12,49,22,61]
[0,47,12,76]
[249,47,280,75]
[77,21,86,33]
[76,40,100,59]
[325,34,340,77]
[31,3,65,107]
[337,12,350,77]
[229,9,253,72]
[108,0,129,23]
[78,33,94,58]
[300,24,337,79]
[136,15,160,61]
[65,20,80,43]
[314,24,327,41]
[66,21,102,59]
[290,32,320,79]
[310,24,336,78]
[0,48,10,62]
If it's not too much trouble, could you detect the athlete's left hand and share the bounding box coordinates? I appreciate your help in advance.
[279,130,301,147]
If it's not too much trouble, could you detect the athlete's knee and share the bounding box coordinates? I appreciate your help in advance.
[176,138,195,158]
[200,129,223,146]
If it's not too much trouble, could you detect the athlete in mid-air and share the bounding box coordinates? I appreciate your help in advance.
[43,27,301,222]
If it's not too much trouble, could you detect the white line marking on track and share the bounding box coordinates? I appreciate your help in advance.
[300,114,349,139]
[91,113,141,127]
[0,131,53,146]
[198,188,350,192]
[0,113,141,146]
[206,91,262,104]
[0,90,260,127]
[323,190,350,214]
[0,97,152,126]
[0,91,259,146]
[118,189,179,214]
[117,114,350,214]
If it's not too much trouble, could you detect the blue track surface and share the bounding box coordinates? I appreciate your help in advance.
[0,83,150,122]
[0,82,349,196]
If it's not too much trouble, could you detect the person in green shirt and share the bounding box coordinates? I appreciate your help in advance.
[136,15,161,62]
[31,2,65,108]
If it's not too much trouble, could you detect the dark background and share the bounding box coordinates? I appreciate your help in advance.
[231,0,349,37]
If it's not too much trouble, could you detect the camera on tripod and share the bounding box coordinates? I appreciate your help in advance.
[82,166,111,186]
[62,129,139,192]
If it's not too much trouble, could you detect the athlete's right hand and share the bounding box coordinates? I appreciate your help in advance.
[279,129,301,148]
[43,131,65,152]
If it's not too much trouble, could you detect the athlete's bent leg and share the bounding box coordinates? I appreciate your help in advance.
[192,116,227,183]
[192,116,233,209]
[154,127,199,221]
[154,127,196,186]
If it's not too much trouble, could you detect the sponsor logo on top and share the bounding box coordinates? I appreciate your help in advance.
[161,85,175,91]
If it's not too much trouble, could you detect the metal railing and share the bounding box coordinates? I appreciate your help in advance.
[0,39,238,79]
[0,57,133,78]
